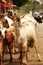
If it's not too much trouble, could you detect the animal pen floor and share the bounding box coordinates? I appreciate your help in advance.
[1,23,43,65]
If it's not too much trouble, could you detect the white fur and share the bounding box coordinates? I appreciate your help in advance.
[15,14,38,48]
[4,16,14,26]
[0,24,6,38]
[20,14,38,41]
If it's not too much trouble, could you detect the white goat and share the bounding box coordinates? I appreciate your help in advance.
[15,14,41,65]
[20,14,41,61]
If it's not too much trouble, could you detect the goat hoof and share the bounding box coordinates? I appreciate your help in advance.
[37,54,41,62]
[22,61,27,65]
[10,58,12,62]
[10,59,12,62]
[22,63,27,65]
[38,59,41,62]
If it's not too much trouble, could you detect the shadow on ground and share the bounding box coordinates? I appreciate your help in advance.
[2,58,20,65]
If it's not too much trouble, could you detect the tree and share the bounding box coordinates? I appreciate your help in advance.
[7,0,43,14]
[12,0,28,7]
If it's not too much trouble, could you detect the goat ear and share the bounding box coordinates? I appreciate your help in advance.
[16,16,20,22]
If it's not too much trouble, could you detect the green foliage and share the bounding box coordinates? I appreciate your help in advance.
[7,0,43,14]
[18,0,36,14]
[19,0,43,14]
[12,0,28,7]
